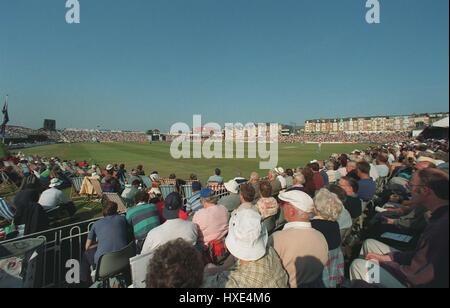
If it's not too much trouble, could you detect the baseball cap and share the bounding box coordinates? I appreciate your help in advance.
[163,192,182,220]
[200,188,214,198]
[278,190,314,213]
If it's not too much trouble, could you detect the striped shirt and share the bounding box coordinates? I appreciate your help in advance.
[126,202,160,240]
[186,191,203,213]
[0,197,15,221]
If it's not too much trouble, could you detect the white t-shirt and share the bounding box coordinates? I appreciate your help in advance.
[38,188,69,210]
[141,219,198,255]
[277,175,287,189]
[369,164,380,181]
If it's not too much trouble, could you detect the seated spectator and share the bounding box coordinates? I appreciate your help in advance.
[346,161,360,181]
[338,176,363,219]
[38,178,77,216]
[126,191,160,252]
[169,173,186,192]
[233,183,258,214]
[101,176,120,193]
[249,172,260,199]
[337,154,348,177]
[101,164,117,178]
[208,168,224,184]
[301,167,316,198]
[310,162,325,191]
[375,155,390,178]
[141,192,197,255]
[270,190,329,288]
[136,164,145,176]
[357,161,376,202]
[327,185,353,236]
[13,188,49,235]
[185,181,203,214]
[81,201,129,284]
[285,169,294,189]
[121,179,142,206]
[192,188,228,260]
[204,208,288,288]
[317,161,330,186]
[268,170,282,196]
[256,181,279,220]
[116,163,127,184]
[350,168,449,288]
[325,161,339,184]
[146,239,205,288]
[218,180,241,213]
[286,172,307,193]
[274,167,287,190]
[312,188,345,287]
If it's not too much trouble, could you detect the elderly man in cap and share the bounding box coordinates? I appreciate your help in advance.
[218,180,241,213]
[270,190,329,288]
[38,178,77,216]
[204,208,288,288]
[141,192,197,255]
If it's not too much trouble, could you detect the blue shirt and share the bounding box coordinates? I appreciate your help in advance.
[207,175,224,184]
[357,178,376,201]
[88,215,128,264]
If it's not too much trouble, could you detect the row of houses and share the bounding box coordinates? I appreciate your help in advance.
[304,112,449,134]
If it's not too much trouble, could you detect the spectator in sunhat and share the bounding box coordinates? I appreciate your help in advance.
[38,178,77,216]
[218,179,241,213]
[204,208,288,288]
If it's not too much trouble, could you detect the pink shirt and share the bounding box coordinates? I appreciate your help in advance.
[192,204,229,245]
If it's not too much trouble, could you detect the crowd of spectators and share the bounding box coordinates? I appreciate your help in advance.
[0,136,448,288]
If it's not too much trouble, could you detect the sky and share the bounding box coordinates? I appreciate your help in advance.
[0,0,448,132]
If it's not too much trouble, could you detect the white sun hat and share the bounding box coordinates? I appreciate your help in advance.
[224,180,240,194]
[225,208,268,261]
[49,178,64,188]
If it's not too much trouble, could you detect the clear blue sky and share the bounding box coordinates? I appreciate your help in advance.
[0,0,448,132]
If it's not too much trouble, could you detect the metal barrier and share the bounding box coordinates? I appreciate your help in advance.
[1,217,102,288]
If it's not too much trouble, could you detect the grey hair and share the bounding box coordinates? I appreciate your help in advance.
[313,188,343,221]
[325,161,335,170]
[293,173,306,185]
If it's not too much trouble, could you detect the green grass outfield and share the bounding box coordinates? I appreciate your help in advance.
[22,142,372,182]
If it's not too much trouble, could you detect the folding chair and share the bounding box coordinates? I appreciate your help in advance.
[139,176,152,189]
[92,242,136,288]
[79,176,103,200]
[70,176,85,198]
[0,197,15,221]
[102,193,128,214]
[159,185,176,200]
[0,172,18,196]
[161,178,176,186]
[181,184,194,199]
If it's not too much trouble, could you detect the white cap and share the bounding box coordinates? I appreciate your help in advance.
[224,180,239,194]
[417,156,436,164]
[106,164,114,171]
[274,167,285,175]
[225,208,268,261]
[278,190,314,213]
[49,178,63,188]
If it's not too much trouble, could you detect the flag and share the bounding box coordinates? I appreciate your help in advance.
[1,95,9,137]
